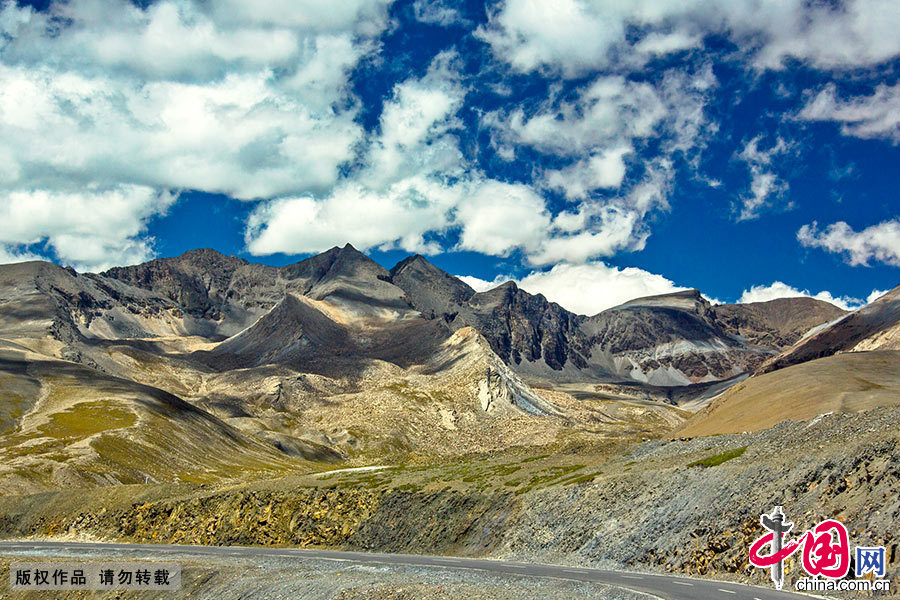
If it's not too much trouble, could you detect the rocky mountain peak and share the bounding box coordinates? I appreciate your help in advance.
[389,255,476,317]
[616,289,708,313]
[297,245,408,309]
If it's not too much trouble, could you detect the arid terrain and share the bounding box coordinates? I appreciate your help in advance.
[1,247,899,595]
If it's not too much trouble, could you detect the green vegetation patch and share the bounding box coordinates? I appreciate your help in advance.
[39,402,137,440]
[561,470,602,486]
[688,446,747,468]
[515,464,586,494]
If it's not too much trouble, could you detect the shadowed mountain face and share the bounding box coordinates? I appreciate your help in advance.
[389,261,843,386]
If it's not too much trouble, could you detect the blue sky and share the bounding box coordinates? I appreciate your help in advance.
[0,0,898,315]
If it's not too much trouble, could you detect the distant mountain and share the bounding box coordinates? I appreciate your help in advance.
[758,284,900,374]
[710,297,846,351]
[391,261,839,386]
[0,247,846,389]
[579,290,752,385]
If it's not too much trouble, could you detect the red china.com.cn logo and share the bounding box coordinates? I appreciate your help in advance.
[748,506,889,593]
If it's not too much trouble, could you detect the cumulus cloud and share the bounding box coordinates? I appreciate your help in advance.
[246,52,470,256]
[483,67,711,264]
[458,261,687,316]
[798,82,900,144]
[362,50,467,187]
[737,281,866,311]
[0,186,176,271]
[798,219,900,267]
[734,136,792,221]
[491,76,668,156]
[0,65,367,199]
[477,0,900,77]
[867,289,889,304]
[0,0,389,268]
[246,177,457,256]
[455,182,551,256]
[544,146,632,199]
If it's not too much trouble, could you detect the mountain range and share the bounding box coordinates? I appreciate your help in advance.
[0,244,895,494]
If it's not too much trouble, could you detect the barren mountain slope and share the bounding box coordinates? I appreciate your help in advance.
[0,340,306,496]
[578,290,760,386]
[758,284,900,374]
[0,248,859,495]
[392,258,843,388]
[711,296,846,349]
[676,350,900,436]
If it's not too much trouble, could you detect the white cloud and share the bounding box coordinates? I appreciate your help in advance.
[0,0,391,269]
[245,52,470,257]
[363,51,467,187]
[0,246,44,266]
[0,186,175,271]
[455,182,551,256]
[203,0,391,34]
[544,146,631,199]
[477,0,900,78]
[735,136,792,221]
[459,261,687,316]
[526,160,673,266]
[634,31,701,57]
[737,281,865,311]
[0,0,389,81]
[413,0,467,27]
[492,76,668,156]
[246,177,459,256]
[749,0,900,71]
[482,68,709,264]
[867,289,889,304]
[457,274,509,293]
[528,207,643,266]
[476,0,629,78]
[798,219,900,267]
[798,82,900,144]
[0,61,365,201]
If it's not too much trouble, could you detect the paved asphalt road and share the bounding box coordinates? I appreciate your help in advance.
[0,540,815,600]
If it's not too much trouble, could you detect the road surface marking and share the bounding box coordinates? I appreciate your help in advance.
[621,575,644,579]
[672,581,694,586]
[718,589,736,594]
[563,569,585,574]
